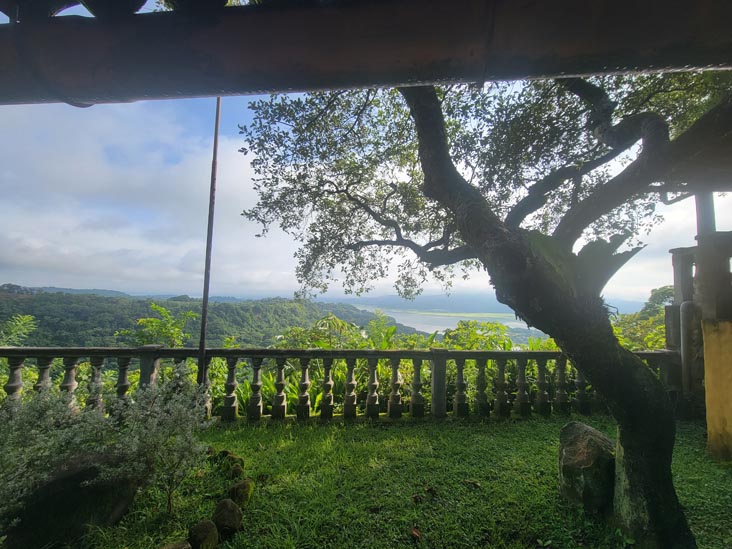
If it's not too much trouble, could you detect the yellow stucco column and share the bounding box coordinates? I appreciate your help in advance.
[703,320,732,460]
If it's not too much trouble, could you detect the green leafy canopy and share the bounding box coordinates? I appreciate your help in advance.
[240,73,731,298]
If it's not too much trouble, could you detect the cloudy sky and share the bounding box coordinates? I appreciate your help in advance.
[1,6,729,304]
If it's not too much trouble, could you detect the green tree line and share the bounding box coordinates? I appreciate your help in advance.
[0,287,416,348]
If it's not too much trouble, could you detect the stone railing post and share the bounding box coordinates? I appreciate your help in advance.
[116,357,131,400]
[553,355,569,413]
[60,356,80,406]
[493,358,510,418]
[430,349,447,418]
[515,357,530,417]
[321,357,335,420]
[3,356,24,402]
[34,357,53,392]
[86,356,105,411]
[388,357,402,419]
[410,358,425,418]
[139,345,162,388]
[475,359,490,416]
[221,356,239,421]
[453,357,469,417]
[535,357,551,416]
[574,364,591,415]
[297,358,311,420]
[248,357,264,420]
[366,357,380,419]
[272,357,288,419]
[344,357,358,419]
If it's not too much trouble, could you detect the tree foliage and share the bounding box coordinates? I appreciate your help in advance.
[0,315,36,347]
[115,303,197,348]
[613,286,673,351]
[240,73,731,298]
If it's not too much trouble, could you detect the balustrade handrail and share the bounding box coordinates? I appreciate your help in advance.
[0,346,682,421]
[0,346,680,360]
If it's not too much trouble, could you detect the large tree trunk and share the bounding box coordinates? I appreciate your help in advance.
[400,84,696,546]
[482,227,696,547]
[525,292,695,547]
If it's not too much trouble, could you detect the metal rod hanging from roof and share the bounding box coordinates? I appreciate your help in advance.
[197,96,221,383]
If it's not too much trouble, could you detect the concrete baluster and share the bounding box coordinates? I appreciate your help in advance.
[221,356,239,421]
[453,357,469,417]
[116,357,131,400]
[321,357,335,420]
[87,356,105,411]
[272,357,287,419]
[535,357,551,416]
[366,357,380,419]
[516,356,530,416]
[387,357,402,419]
[297,358,311,420]
[3,356,24,402]
[553,355,569,413]
[344,357,357,419]
[34,357,53,392]
[410,358,425,418]
[574,364,591,415]
[475,358,490,416]
[248,357,264,420]
[493,358,510,418]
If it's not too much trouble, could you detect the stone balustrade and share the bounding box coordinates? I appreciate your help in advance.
[0,346,681,420]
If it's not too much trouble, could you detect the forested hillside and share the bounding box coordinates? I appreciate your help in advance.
[0,285,416,347]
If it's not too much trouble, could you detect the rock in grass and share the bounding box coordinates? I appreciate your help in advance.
[559,421,615,515]
[188,519,218,549]
[212,498,243,539]
[210,450,246,474]
[229,478,255,506]
[228,463,246,480]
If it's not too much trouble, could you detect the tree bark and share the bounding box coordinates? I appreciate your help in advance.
[520,289,696,547]
[399,84,697,547]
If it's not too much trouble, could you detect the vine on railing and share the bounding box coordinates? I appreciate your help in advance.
[0,347,681,420]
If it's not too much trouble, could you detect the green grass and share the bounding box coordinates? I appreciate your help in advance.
[82,416,732,549]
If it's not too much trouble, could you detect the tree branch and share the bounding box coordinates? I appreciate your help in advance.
[558,77,669,153]
[347,238,476,268]
[554,94,732,246]
[505,148,623,228]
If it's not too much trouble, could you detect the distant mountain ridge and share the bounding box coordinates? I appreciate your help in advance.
[0,284,418,348]
[1,283,643,315]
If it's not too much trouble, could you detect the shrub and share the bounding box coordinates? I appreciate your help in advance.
[0,362,209,539]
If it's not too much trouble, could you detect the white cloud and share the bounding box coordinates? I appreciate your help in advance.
[0,100,728,303]
[0,101,301,296]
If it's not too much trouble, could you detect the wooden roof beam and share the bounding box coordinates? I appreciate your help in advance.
[1,0,731,106]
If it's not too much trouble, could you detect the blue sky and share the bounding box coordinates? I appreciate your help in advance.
[0,4,729,303]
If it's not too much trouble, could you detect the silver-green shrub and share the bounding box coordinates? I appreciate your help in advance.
[0,361,208,534]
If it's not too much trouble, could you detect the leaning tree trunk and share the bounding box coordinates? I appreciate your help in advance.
[479,233,696,547]
[526,292,695,548]
[400,84,696,547]
[478,223,696,547]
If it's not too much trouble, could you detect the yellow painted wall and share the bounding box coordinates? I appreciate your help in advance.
[703,320,732,460]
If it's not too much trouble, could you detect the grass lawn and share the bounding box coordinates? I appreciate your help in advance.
[84,416,732,549]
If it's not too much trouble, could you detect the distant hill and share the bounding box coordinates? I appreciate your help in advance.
[0,286,417,348]
[35,286,132,298]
